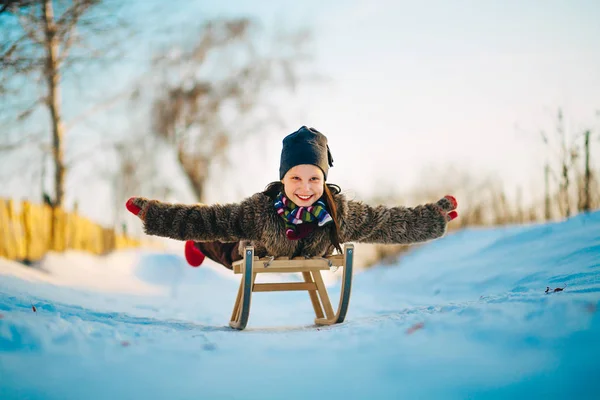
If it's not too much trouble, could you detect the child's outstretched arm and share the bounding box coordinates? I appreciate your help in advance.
[125,194,267,242]
[340,196,458,245]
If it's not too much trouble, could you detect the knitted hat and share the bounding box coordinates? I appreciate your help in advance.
[279,126,334,180]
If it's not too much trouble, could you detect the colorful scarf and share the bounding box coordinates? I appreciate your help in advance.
[274,192,333,238]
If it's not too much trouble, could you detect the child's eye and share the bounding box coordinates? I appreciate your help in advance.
[311,177,320,181]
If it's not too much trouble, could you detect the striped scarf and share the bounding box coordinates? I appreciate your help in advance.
[274,192,333,237]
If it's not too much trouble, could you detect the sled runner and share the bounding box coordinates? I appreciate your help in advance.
[229,243,355,330]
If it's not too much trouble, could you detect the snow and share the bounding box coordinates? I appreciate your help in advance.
[1,212,599,399]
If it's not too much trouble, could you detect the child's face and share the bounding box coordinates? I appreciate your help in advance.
[281,164,325,207]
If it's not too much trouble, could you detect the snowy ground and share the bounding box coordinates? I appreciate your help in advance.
[1,211,599,400]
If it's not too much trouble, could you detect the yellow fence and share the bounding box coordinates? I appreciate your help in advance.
[0,198,145,262]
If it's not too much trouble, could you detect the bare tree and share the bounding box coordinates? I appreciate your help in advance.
[145,18,317,202]
[544,162,552,220]
[540,108,586,219]
[1,0,127,205]
[1,0,127,243]
[581,130,592,212]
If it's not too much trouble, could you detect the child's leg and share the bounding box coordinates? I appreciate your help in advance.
[185,240,242,270]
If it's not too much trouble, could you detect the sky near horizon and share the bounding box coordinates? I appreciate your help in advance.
[1,0,599,227]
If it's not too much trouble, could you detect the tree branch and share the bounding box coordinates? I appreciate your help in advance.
[17,7,45,45]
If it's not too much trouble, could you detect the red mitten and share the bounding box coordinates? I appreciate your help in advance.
[184,240,206,267]
[436,195,458,222]
[447,210,458,221]
[444,195,458,210]
[126,197,150,221]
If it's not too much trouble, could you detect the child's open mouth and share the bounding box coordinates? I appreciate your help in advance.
[296,194,313,202]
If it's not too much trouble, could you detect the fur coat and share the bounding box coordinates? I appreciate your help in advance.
[128,192,456,259]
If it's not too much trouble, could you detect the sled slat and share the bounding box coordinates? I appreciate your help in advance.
[232,255,343,274]
[236,266,331,274]
[252,282,316,292]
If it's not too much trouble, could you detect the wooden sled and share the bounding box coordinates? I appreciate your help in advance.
[229,243,355,330]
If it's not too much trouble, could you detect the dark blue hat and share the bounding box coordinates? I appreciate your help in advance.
[279,126,334,180]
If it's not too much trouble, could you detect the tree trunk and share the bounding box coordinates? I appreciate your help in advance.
[583,130,591,212]
[562,162,570,218]
[43,0,66,250]
[556,109,571,218]
[43,0,66,209]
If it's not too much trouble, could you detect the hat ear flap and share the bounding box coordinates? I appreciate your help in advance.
[327,144,334,167]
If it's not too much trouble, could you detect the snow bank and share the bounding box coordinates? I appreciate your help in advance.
[1,211,599,399]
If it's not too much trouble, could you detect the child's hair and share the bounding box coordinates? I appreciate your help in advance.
[263,181,343,254]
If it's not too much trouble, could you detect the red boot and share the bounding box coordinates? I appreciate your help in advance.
[184,240,205,267]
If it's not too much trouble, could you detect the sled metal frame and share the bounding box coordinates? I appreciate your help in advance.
[229,243,354,330]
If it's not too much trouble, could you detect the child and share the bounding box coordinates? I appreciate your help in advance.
[126,126,458,269]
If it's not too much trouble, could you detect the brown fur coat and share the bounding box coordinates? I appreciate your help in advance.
[130,192,455,259]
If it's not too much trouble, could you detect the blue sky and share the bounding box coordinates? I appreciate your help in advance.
[194,0,600,204]
[2,0,599,227]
